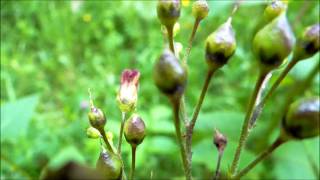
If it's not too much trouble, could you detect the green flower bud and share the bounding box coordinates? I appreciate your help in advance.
[263,0,287,22]
[192,0,209,20]
[157,0,181,28]
[88,107,106,131]
[96,148,122,180]
[282,97,320,139]
[124,114,146,147]
[293,23,320,61]
[153,50,187,96]
[86,127,101,139]
[253,13,295,73]
[205,18,236,69]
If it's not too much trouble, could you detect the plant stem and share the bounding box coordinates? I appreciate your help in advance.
[182,18,200,65]
[233,137,285,179]
[249,59,298,127]
[266,60,319,136]
[99,128,114,153]
[171,96,192,180]
[167,25,175,54]
[186,68,217,156]
[130,145,137,180]
[213,151,224,180]
[118,112,126,154]
[230,72,269,175]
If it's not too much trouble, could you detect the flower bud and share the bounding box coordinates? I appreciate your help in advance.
[253,13,295,73]
[124,114,146,147]
[153,49,187,96]
[192,0,209,20]
[213,129,227,153]
[263,0,287,22]
[282,97,320,139]
[293,24,320,61]
[157,0,181,28]
[88,107,106,131]
[117,69,140,113]
[96,148,122,180]
[205,18,236,69]
[86,127,101,139]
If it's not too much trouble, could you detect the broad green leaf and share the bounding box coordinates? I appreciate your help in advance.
[1,94,39,141]
[147,137,176,155]
[272,138,319,179]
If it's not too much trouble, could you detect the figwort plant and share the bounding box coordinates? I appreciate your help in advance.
[44,1,318,179]
[153,0,319,180]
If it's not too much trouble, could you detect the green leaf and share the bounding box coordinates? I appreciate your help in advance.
[147,137,176,155]
[48,146,86,170]
[272,138,319,179]
[1,94,39,141]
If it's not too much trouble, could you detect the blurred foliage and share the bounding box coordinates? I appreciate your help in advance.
[1,0,319,179]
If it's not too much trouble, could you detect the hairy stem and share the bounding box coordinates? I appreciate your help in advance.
[182,18,200,65]
[118,112,126,154]
[230,72,269,175]
[171,96,192,180]
[186,68,217,156]
[213,151,224,180]
[130,145,137,180]
[266,61,319,136]
[233,137,285,179]
[249,59,298,127]
[167,25,175,54]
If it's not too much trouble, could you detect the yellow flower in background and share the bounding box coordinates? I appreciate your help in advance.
[82,13,92,23]
[182,0,190,7]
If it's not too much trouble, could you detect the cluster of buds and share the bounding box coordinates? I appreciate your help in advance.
[85,69,146,180]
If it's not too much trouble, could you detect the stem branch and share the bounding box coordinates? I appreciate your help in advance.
[118,112,126,154]
[171,96,192,180]
[130,145,137,180]
[230,72,269,175]
[99,128,114,153]
[213,151,224,180]
[167,25,175,54]
[182,18,200,65]
[233,137,285,179]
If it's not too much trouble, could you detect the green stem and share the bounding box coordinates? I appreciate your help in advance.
[167,25,175,54]
[182,18,200,65]
[230,72,269,175]
[186,68,217,154]
[130,145,137,180]
[233,137,285,179]
[259,60,319,139]
[171,96,192,180]
[99,128,114,153]
[249,59,298,127]
[213,151,224,180]
[118,112,126,154]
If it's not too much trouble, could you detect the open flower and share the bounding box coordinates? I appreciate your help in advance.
[117,69,140,112]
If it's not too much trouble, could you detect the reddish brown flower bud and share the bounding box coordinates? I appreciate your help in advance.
[117,69,140,112]
[213,129,227,153]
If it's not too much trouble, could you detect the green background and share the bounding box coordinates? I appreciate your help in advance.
[1,0,319,179]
